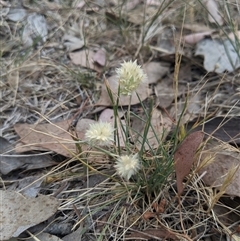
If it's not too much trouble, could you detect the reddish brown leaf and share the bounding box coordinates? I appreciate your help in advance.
[152,199,167,214]
[174,131,204,195]
[143,211,156,220]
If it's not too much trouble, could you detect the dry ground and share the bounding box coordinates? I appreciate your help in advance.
[1,0,240,241]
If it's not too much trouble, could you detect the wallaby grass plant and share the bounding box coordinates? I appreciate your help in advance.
[1,0,240,240]
[67,57,202,239]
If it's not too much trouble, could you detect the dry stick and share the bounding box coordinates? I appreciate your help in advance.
[52,181,68,197]
[72,204,82,220]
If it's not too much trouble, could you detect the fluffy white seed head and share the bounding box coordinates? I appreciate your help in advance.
[85,121,114,146]
[114,154,140,180]
[116,60,147,95]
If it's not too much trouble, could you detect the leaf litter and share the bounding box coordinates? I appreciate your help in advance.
[0,137,55,175]
[1,0,240,240]
[14,118,95,157]
[195,38,240,73]
[0,190,59,240]
[199,140,240,197]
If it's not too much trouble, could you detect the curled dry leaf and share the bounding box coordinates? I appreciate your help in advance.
[174,131,204,195]
[198,141,240,197]
[204,0,223,26]
[183,31,213,44]
[143,211,156,220]
[63,34,84,52]
[0,190,59,240]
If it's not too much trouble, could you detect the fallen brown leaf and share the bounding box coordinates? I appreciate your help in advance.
[174,131,204,195]
[93,48,106,66]
[143,211,156,220]
[153,199,166,213]
[69,49,102,72]
[228,31,240,41]
[0,137,55,175]
[14,118,95,157]
[154,80,175,108]
[199,141,240,197]
[1,190,59,240]
[187,117,240,144]
[29,233,63,241]
[63,34,84,52]
[143,61,169,84]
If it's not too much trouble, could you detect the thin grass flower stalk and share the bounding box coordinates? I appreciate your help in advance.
[115,60,147,149]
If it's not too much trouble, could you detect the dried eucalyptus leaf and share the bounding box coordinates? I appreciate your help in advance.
[195,38,240,73]
[22,13,48,47]
[0,137,55,175]
[0,190,59,240]
[7,8,26,21]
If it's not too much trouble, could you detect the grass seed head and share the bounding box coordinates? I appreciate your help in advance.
[85,121,114,146]
[115,153,140,180]
[116,60,147,96]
